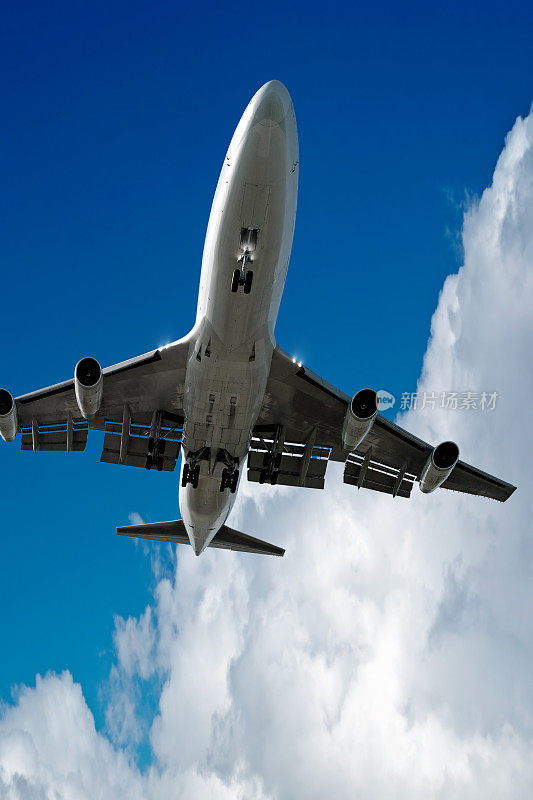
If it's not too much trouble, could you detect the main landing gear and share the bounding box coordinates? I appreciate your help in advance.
[218,449,240,493]
[220,467,239,493]
[181,462,200,488]
[181,448,239,493]
[259,452,282,485]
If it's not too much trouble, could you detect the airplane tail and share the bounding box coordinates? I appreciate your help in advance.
[116,519,285,557]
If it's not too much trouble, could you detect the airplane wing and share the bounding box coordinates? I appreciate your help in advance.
[12,335,193,472]
[252,346,516,502]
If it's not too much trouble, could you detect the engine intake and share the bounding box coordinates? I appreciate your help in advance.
[419,441,460,494]
[0,389,18,442]
[342,388,378,451]
[75,357,103,419]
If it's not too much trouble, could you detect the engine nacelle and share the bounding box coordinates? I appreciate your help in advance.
[74,357,103,419]
[342,389,378,451]
[0,389,18,442]
[419,441,460,494]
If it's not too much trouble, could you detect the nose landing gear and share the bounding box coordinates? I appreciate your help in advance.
[231,268,254,294]
[231,238,255,294]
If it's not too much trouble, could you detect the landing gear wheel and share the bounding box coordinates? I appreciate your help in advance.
[243,270,253,294]
[192,464,200,489]
[270,471,279,486]
[231,269,241,292]
[181,463,190,487]
[230,469,239,493]
[220,468,229,492]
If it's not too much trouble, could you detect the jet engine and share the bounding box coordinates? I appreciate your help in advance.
[419,441,460,494]
[342,388,378,451]
[74,357,103,419]
[0,389,17,442]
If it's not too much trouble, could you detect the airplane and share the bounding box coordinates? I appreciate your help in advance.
[0,80,516,558]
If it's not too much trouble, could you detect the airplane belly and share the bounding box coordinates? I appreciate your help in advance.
[183,327,270,458]
[183,81,299,461]
[180,81,299,553]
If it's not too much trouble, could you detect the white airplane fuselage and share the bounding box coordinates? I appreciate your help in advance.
[179,81,298,555]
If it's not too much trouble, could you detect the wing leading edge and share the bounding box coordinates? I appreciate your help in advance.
[255,346,516,502]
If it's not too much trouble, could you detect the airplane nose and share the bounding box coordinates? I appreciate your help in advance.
[252,80,291,127]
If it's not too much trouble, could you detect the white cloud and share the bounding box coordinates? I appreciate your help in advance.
[0,672,144,799]
[114,607,157,681]
[2,110,533,798]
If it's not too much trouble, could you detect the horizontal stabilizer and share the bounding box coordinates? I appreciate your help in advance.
[117,520,285,557]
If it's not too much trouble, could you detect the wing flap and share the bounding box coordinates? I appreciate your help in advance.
[100,414,182,472]
[247,449,328,489]
[20,419,88,452]
[344,451,416,499]
[247,427,330,488]
[101,439,179,471]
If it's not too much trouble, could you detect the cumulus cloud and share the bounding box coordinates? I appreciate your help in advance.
[2,110,533,799]
[0,672,144,799]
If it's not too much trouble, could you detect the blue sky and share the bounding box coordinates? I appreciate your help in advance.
[1,0,532,749]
